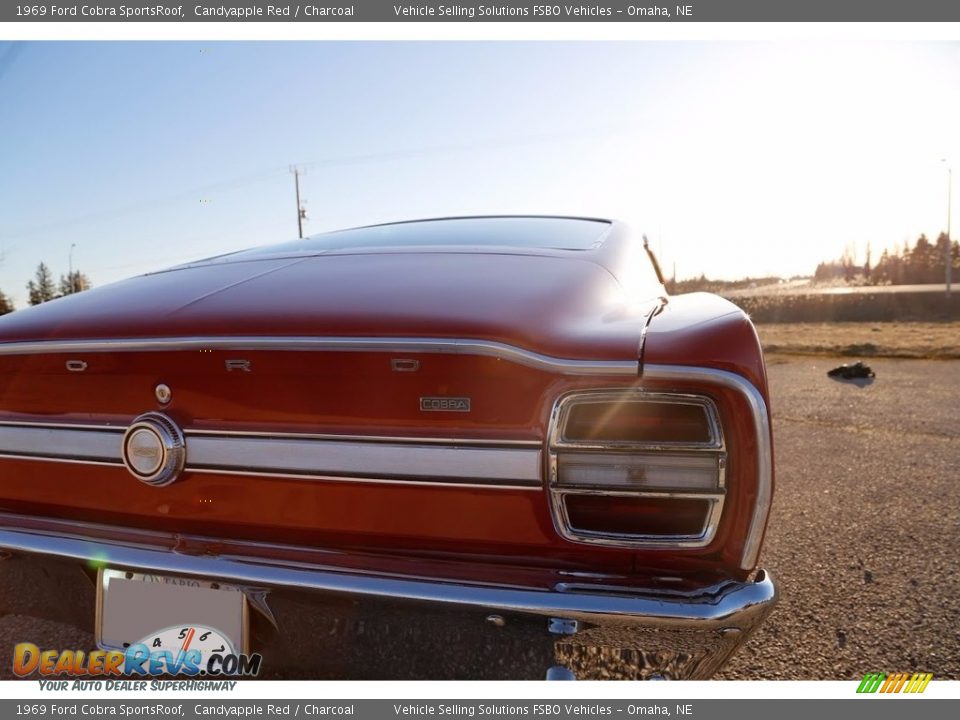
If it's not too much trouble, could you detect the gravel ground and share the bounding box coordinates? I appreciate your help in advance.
[1,356,958,680]
[720,355,960,679]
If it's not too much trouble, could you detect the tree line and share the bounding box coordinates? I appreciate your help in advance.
[0,262,92,316]
[815,232,959,285]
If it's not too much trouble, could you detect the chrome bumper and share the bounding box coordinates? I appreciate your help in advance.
[0,521,777,680]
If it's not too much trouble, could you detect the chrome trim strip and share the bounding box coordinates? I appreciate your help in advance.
[186,429,541,447]
[187,467,541,491]
[642,365,773,571]
[0,517,778,624]
[0,421,542,447]
[0,426,122,463]
[546,389,727,550]
[0,420,129,431]
[0,420,542,489]
[0,454,123,469]
[187,436,542,485]
[0,336,639,376]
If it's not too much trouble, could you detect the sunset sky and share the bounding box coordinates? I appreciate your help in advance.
[0,40,957,307]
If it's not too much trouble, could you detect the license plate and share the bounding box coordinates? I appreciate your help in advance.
[96,569,248,656]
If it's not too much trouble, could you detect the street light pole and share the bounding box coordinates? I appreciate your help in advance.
[69,243,76,293]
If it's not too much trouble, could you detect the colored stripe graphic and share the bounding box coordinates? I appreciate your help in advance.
[858,672,932,694]
[905,673,933,693]
[880,673,897,693]
[857,673,885,693]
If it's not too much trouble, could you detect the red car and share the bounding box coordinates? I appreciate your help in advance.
[0,216,775,679]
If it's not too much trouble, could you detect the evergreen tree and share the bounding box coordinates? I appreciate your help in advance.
[26,262,56,305]
[58,270,92,296]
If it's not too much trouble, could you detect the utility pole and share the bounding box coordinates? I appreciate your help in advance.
[291,166,307,239]
[946,162,953,298]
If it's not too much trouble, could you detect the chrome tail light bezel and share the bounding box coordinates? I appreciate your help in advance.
[547,390,727,549]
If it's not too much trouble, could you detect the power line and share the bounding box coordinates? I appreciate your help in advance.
[0,125,629,248]
[0,168,286,246]
[296,126,630,172]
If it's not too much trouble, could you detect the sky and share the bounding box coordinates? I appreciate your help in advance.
[0,40,958,308]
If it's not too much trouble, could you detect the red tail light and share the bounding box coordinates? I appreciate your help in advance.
[548,391,725,547]
[563,399,714,444]
[564,495,711,537]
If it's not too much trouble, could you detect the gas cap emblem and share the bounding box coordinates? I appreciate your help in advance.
[121,413,186,487]
[155,383,172,405]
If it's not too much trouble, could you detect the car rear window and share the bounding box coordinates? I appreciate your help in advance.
[238,217,612,257]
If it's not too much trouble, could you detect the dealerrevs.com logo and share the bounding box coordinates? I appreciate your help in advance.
[13,625,262,679]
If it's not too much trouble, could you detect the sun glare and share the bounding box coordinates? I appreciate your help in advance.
[579,43,959,280]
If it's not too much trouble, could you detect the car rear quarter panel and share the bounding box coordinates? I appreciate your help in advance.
[641,292,774,574]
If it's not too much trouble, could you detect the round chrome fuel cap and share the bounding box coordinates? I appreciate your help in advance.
[121,412,186,487]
